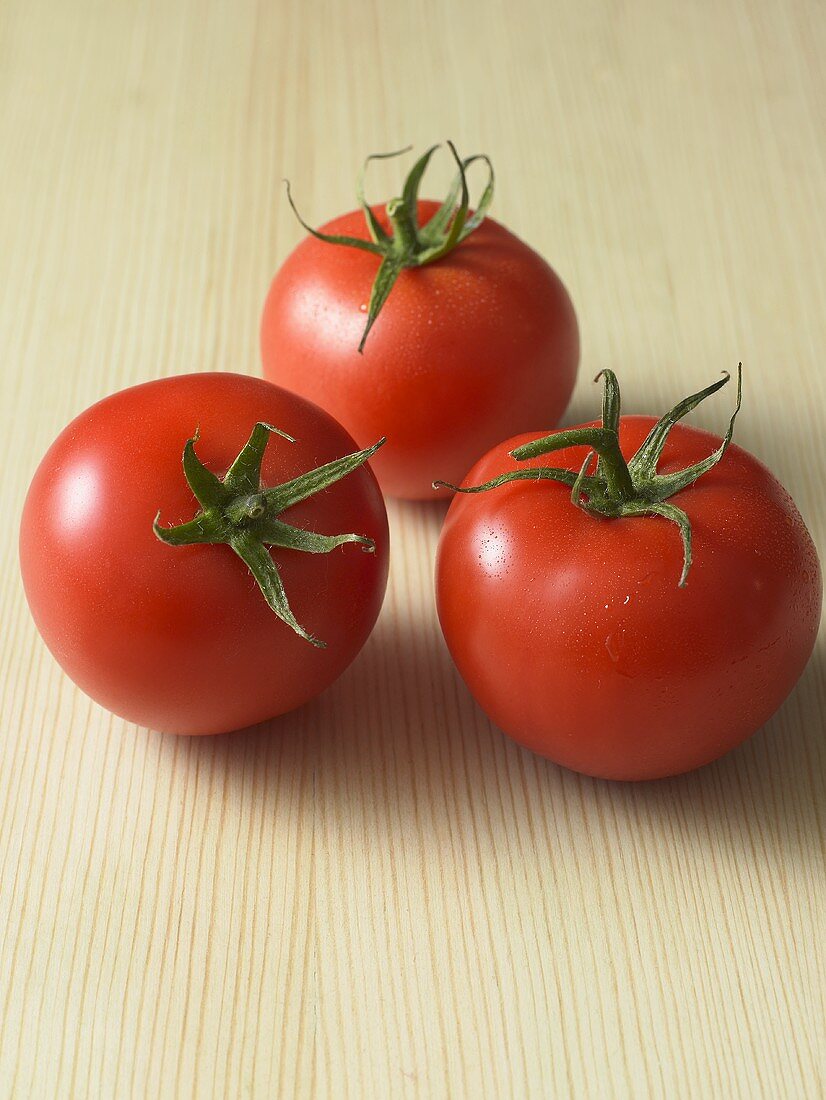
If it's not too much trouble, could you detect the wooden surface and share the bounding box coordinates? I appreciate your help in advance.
[1,0,824,1096]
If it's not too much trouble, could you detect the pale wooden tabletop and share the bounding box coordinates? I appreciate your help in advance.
[1,1,824,1097]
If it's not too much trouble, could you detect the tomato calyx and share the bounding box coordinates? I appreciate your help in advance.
[434,365,743,587]
[284,141,495,352]
[153,423,385,647]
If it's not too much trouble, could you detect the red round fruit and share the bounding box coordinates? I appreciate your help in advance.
[20,373,389,735]
[261,198,579,500]
[435,376,821,780]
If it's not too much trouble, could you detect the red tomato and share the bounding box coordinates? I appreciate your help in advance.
[20,373,389,735]
[435,393,821,780]
[261,198,579,499]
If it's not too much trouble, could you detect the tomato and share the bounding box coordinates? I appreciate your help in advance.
[260,144,579,500]
[20,373,389,735]
[435,369,821,780]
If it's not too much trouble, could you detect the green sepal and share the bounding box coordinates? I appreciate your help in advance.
[418,170,464,244]
[628,370,738,481]
[435,365,743,587]
[284,141,495,352]
[152,511,225,546]
[433,466,582,495]
[419,150,495,248]
[263,437,385,513]
[182,431,230,509]
[356,147,410,245]
[284,180,384,255]
[229,532,322,648]
[623,501,693,588]
[509,425,635,501]
[359,258,402,353]
[400,145,440,227]
[224,422,295,495]
[644,367,742,497]
[259,518,375,555]
[154,423,385,645]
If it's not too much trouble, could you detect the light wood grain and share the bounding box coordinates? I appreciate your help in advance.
[1,0,824,1096]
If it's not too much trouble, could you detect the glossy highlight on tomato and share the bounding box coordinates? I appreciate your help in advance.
[435,384,821,781]
[261,197,579,500]
[20,373,389,735]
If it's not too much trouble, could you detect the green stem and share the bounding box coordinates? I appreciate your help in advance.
[386,198,420,254]
[224,492,268,524]
[154,423,385,645]
[510,427,634,503]
[437,365,743,588]
[285,142,495,351]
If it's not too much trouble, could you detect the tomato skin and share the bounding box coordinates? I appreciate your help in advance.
[261,199,579,500]
[435,416,822,780]
[20,373,389,735]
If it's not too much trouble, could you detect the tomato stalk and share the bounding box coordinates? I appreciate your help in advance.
[154,423,385,647]
[284,142,495,352]
[434,365,743,587]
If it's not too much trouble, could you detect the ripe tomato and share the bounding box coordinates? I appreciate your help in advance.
[260,145,579,500]
[20,373,389,735]
[435,370,821,780]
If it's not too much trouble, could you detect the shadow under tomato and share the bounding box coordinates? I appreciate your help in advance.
[171,471,824,881]
[178,602,826,884]
[548,631,826,866]
[170,494,457,792]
